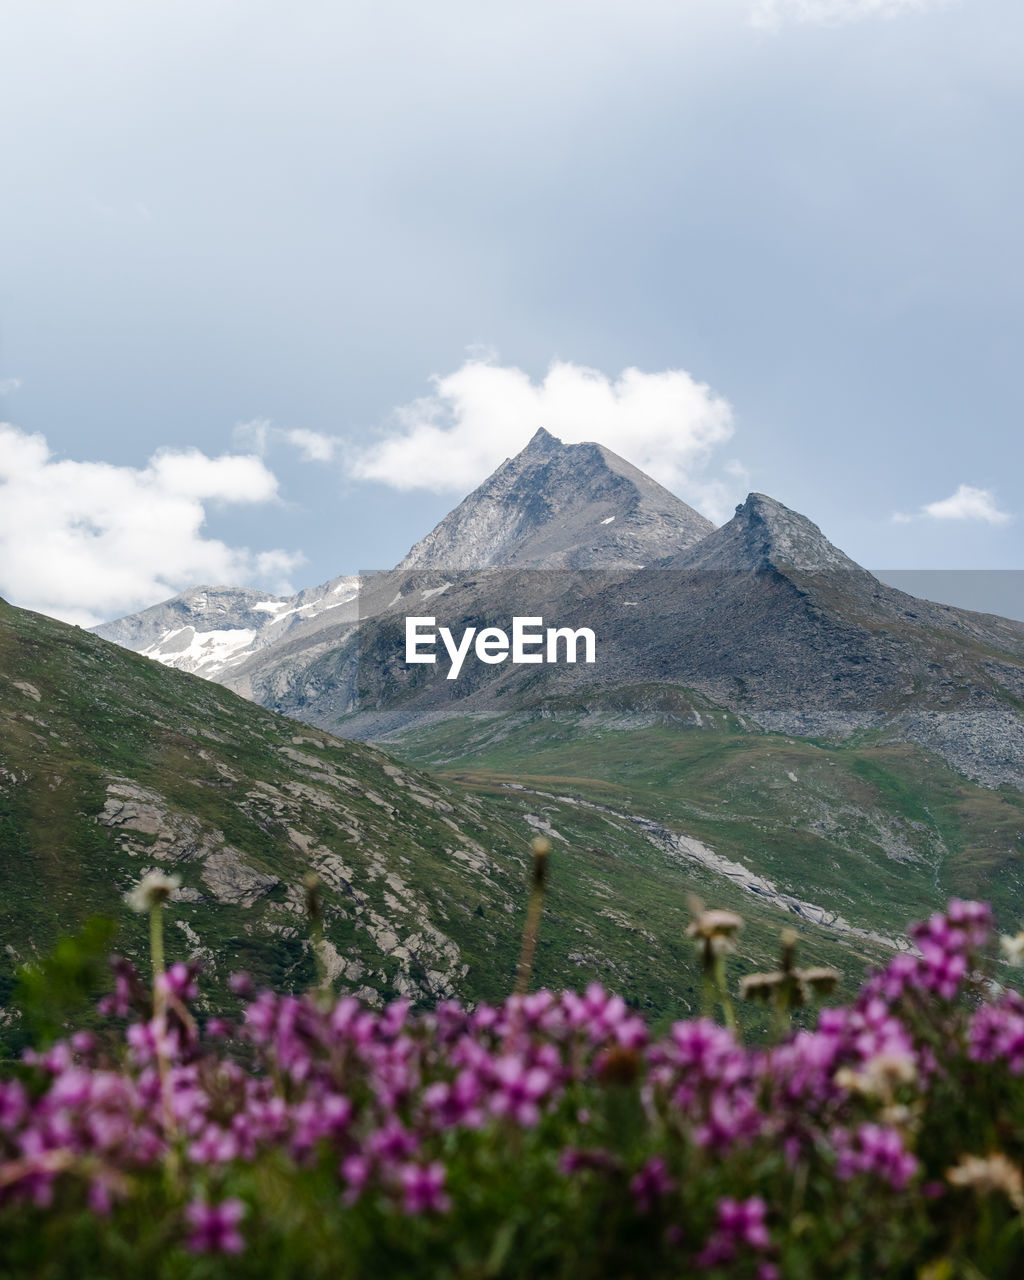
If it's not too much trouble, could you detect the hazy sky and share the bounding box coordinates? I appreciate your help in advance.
[0,0,1021,625]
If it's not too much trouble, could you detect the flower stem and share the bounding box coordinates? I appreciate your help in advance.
[515,838,550,995]
[148,903,177,1164]
[712,952,739,1034]
[149,904,165,985]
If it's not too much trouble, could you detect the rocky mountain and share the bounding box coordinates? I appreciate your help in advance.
[93,434,1024,794]
[232,491,1024,794]
[93,429,713,681]
[673,491,867,575]
[653,494,1024,786]
[398,427,714,569]
[12,441,1024,1020]
[92,577,360,680]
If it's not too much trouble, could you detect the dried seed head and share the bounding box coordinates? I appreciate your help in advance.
[802,966,840,996]
[947,1153,1024,1212]
[686,909,744,942]
[126,870,180,914]
[303,873,322,922]
[597,1046,641,1087]
[740,971,785,1003]
[1000,931,1024,966]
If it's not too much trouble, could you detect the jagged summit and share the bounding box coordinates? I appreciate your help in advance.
[397,428,715,570]
[672,492,869,577]
[519,425,561,455]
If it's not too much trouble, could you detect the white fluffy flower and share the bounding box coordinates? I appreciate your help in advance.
[126,870,181,913]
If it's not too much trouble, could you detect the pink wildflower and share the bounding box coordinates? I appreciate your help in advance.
[399,1161,450,1214]
[185,1197,245,1254]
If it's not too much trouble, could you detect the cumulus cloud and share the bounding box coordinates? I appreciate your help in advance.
[751,0,947,27]
[892,484,1012,526]
[0,424,305,627]
[351,356,741,521]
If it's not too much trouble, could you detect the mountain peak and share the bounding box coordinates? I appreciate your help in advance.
[397,430,715,570]
[674,491,868,576]
[523,426,559,451]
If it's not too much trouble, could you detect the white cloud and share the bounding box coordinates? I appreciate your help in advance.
[284,428,339,463]
[232,418,340,464]
[0,378,21,395]
[751,0,947,28]
[892,484,1013,526]
[0,424,305,627]
[350,356,741,521]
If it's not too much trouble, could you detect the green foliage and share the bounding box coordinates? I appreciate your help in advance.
[12,916,117,1048]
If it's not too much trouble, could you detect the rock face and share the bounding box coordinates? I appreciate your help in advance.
[200,849,280,907]
[673,493,868,576]
[398,427,715,570]
[97,778,281,906]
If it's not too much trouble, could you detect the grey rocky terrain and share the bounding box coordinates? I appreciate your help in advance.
[95,434,1024,791]
[258,493,1024,791]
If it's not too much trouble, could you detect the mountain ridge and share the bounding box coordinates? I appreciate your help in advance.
[89,436,1024,792]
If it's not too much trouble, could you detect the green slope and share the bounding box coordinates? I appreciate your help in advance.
[1,602,934,1044]
[387,684,1024,943]
[0,599,536,1011]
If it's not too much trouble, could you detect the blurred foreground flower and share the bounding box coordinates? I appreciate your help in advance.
[125,871,180,914]
[185,1197,246,1254]
[687,899,743,1031]
[1001,931,1024,966]
[947,1153,1024,1213]
[741,928,839,1025]
[686,901,744,956]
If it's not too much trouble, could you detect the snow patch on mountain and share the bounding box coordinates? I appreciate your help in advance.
[94,576,360,682]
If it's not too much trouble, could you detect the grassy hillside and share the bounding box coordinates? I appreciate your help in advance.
[0,599,538,1012]
[2,601,911,1048]
[388,684,1024,945]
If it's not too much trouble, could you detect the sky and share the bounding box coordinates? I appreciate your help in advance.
[0,0,1021,626]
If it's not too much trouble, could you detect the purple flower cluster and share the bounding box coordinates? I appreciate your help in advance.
[0,899,1014,1270]
[833,1122,918,1190]
[185,1197,245,1254]
[697,1196,775,1274]
[969,990,1024,1073]
[865,899,991,1004]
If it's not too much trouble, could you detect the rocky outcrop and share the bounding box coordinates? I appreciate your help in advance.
[507,784,909,952]
[200,849,280,906]
[98,778,279,904]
